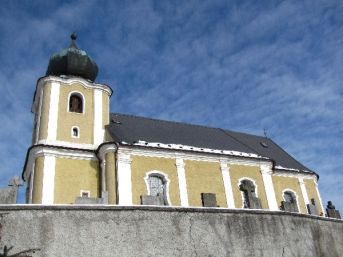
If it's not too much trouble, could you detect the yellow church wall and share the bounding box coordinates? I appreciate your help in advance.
[56,82,94,144]
[38,82,52,141]
[105,152,116,204]
[304,178,323,215]
[185,160,227,208]
[272,175,307,213]
[229,164,269,209]
[102,92,109,128]
[32,157,44,204]
[130,155,180,206]
[54,158,99,204]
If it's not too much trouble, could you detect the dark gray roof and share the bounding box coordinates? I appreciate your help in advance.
[107,113,314,174]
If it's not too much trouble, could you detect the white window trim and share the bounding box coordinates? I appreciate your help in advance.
[67,91,86,114]
[80,190,90,197]
[237,177,258,208]
[144,171,171,206]
[282,188,300,212]
[71,126,80,138]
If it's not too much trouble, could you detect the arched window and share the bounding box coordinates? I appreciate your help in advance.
[282,190,299,212]
[284,191,296,204]
[69,93,83,113]
[147,174,168,205]
[239,179,256,208]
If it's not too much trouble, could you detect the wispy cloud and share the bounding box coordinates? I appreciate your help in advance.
[0,0,342,209]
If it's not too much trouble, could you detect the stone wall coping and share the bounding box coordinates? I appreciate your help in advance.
[0,204,342,223]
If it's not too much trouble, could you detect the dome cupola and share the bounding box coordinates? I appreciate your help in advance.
[46,33,98,82]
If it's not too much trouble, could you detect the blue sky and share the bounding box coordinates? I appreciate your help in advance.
[0,0,342,211]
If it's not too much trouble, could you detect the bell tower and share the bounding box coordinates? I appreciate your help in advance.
[24,34,112,204]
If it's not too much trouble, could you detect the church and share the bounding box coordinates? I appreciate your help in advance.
[22,34,324,216]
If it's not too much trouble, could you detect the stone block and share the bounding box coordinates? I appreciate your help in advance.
[250,196,262,209]
[75,197,103,204]
[281,201,299,213]
[201,193,217,207]
[140,195,164,206]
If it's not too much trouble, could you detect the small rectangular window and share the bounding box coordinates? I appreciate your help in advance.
[80,190,90,198]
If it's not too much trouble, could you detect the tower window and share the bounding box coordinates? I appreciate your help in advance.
[69,93,83,113]
[71,127,79,138]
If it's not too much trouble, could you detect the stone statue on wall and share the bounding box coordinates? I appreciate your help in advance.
[326,201,341,219]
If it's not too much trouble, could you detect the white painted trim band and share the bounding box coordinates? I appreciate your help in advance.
[220,161,235,208]
[176,158,189,207]
[117,153,132,205]
[41,156,56,204]
[93,89,103,146]
[47,82,60,141]
[260,165,278,211]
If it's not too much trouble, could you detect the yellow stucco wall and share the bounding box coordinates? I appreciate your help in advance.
[56,83,94,144]
[105,152,116,204]
[32,157,44,204]
[102,92,109,127]
[130,155,180,206]
[305,178,323,215]
[54,158,99,204]
[229,164,269,209]
[272,175,306,213]
[185,160,227,208]
[38,83,51,141]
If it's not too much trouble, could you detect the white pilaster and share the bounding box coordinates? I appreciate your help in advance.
[176,158,189,207]
[47,82,60,141]
[93,89,103,145]
[41,156,56,204]
[117,153,132,205]
[260,165,279,211]
[220,161,235,208]
[314,180,325,214]
[299,177,310,206]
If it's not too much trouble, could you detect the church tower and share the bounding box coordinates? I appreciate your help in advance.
[23,34,112,204]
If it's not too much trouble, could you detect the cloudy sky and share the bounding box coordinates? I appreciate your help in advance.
[0,0,342,210]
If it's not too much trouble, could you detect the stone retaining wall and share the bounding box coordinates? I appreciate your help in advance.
[0,205,342,257]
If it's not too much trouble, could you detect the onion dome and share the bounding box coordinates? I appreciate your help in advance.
[46,33,98,82]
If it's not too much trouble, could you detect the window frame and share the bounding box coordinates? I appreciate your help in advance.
[144,171,171,206]
[282,189,300,211]
[67,91,85,114]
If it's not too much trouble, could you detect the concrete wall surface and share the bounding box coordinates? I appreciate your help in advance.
[0,205,342,257]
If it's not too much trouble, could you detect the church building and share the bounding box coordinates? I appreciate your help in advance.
[22,34,324,215]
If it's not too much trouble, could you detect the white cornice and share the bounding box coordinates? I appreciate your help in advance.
[273,170,317,181]
[23,145,97,181]
[37,140,98,150]
[32,76,112,113]
[117,146,271,167]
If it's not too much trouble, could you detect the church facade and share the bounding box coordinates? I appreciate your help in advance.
[22,35,324,215]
